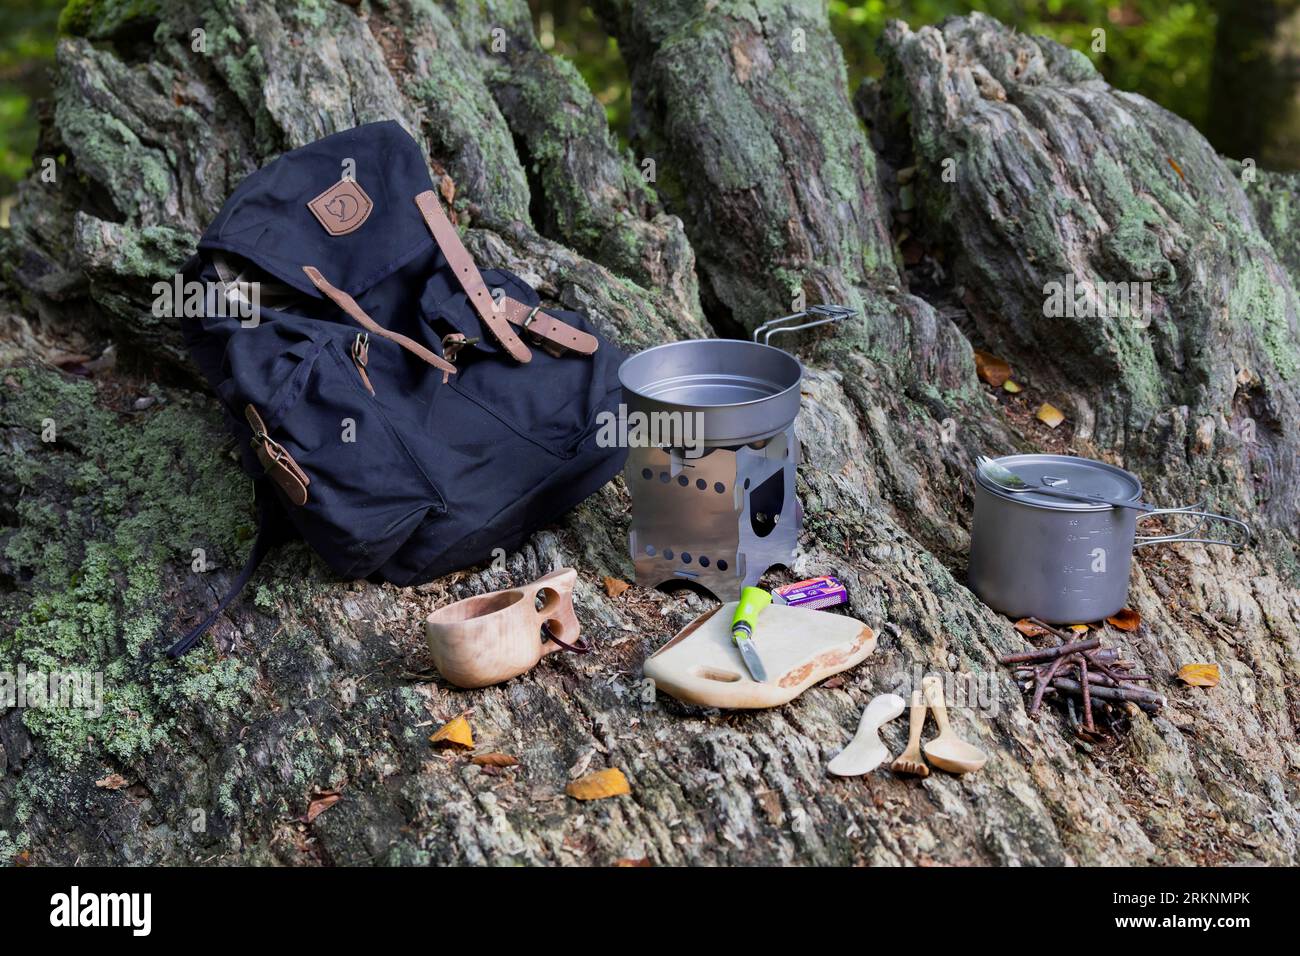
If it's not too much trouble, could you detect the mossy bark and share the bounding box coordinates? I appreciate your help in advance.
[1,1,1298,866]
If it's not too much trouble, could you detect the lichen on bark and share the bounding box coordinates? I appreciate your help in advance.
[1,1,1298,867]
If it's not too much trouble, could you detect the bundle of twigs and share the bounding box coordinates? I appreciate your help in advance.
[998,618,1164,733]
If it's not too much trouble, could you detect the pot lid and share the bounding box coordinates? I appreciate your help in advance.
[975,454,1143,510]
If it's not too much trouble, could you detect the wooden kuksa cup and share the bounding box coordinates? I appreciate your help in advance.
[424,568,581,688]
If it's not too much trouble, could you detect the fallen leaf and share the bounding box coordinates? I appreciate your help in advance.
[430,715,474,749]
[614,857,653,867]
[471,752,519,767]
[1167,156,1185,181]
[14,851,31,867]
[1067,623,1090,634]
[566,768,631,801]
[1014,618,1051,638]
[603,576,630,598]
[1002,380,1023,393]
[306,791,341,823]
[439,174,455,205]
[95,773,129,790]
[1036,402,1065,429]
[974,350,1012,387]
[1177,663,1220,688]
[1106,608,1142,632]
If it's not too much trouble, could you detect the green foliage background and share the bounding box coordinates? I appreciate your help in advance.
[0,1,1228,198]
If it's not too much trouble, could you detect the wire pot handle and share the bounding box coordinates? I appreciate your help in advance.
[1134,502,1251,549]
[753,304,857,347]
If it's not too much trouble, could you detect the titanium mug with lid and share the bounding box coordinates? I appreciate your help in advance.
[967,454,1250,624]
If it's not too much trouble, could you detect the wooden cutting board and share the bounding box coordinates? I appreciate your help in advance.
[644,603,876,709]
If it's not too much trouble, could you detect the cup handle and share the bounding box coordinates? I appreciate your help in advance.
[1134,502,1251,549]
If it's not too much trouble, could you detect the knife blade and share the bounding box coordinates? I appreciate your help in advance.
[730,586,773,682]
[733,630,768,683]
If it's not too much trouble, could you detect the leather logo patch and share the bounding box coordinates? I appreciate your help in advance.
[307,179,373,236]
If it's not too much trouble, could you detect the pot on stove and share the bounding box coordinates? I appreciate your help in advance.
[967,454,1250,624]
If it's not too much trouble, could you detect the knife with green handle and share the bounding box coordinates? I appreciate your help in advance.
[730,586,772,682]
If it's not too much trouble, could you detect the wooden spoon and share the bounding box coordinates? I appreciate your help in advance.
[921,675,988,774]
[827,693,905,776]
[890,688,930,777]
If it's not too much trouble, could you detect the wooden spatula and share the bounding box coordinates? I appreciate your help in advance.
[890,688,930,777]
[921,675,989,774]
[827,693,905,776]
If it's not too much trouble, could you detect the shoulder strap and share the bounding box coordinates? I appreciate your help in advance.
[413,191,599,361]
[166,485,282,658]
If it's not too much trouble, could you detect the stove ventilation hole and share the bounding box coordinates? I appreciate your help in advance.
[750,470,785,538]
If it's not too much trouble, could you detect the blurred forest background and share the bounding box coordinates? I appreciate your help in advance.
[1,0,1297,211]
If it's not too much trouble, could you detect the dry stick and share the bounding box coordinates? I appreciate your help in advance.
[1025,617,1079,642]
[1051,678,1166,706]
[1079,655,1094,731]
[1041,685,1161,715]
[1082,649,1130,686]
[1018,668,1154,687]
[1000,637,1101,665]
[1031,653,1076,715]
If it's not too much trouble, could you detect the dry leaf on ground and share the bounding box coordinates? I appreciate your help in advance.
[430,715,474,749]
[1036,403,1065,428]
[603,576,630,598]
[1106,608,1142,631]
[614,857,653,867]
[1014,618,1052,638]
[95,773,129,790]
[566,768,631,801]
[1002,380,1022,393]
[471,752,519,767]
[1177,663,1220,687]
[974,350,1012,387]
[306,791,341,823]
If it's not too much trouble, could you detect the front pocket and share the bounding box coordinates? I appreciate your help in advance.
[255,336,446,578]
[437,314,617,459]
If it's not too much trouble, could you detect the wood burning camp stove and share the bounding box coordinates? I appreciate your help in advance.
[617,307,853,599]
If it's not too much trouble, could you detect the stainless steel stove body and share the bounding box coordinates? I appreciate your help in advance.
[625,426,802,597]
[618,337,809,600]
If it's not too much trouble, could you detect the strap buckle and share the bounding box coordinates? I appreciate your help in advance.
[351,331,370,369]
[441,332,480,363]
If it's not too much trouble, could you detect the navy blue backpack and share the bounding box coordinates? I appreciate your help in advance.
[171,121,627,655]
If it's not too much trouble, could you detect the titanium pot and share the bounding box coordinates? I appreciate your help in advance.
[968,454,1250,623]
[618,339,803,447]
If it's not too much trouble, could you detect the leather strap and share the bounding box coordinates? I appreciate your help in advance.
[302,265,457,384]
[413,191,599,361]
[245,405,310,506]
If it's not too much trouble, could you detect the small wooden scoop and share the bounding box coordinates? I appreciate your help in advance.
[921,675,989,774]
[827,693,905,776]
[890,689,930,777]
